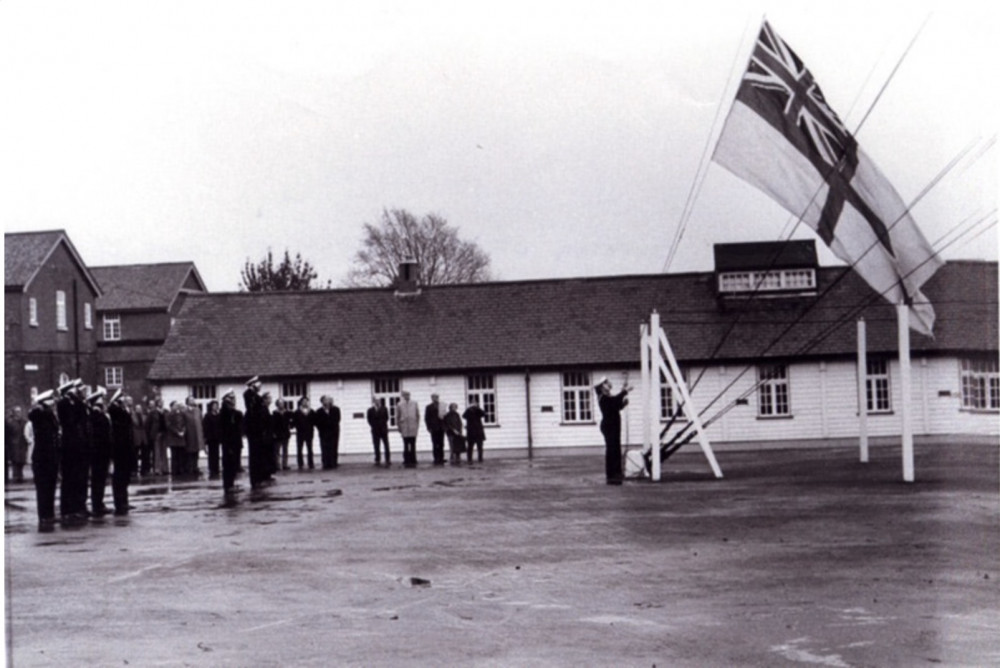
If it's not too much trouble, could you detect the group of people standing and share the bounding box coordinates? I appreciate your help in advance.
[13,379,137,531]
[374,391,487,468]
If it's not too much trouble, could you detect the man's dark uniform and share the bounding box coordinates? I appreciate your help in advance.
[293,406,315,470]
[202,407,222,478]
[28,398,60,529]
[314,404,341,469]
[109,397,135,515]
[243,386,269,488]
[367,402,390,465]
[57,387,91,521]
[425,402,445,465]
[219,395,243,494]
[598,389,629,485]
[89,402,113,517]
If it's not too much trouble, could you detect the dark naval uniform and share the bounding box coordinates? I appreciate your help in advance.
[58,391,91,520]
[109,400,135,515]
[243,388,269,488]
[599,389,629,485]
[220,398,244,493]
[28,402,60,528]
[89,406,113,516]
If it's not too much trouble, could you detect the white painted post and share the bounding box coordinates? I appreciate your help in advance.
[857,318,869,463]
[649,311,662,482]
[640,323,652,474]
[898,304,914,482]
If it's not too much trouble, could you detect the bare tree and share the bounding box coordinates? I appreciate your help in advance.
[346,209,493,287]
[240,249,329,292]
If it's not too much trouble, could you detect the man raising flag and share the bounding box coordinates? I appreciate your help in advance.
[713,20,943,335]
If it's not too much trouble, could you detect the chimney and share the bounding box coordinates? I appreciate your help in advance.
[394,259,421,297]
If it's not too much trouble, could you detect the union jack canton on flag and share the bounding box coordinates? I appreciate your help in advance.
[713,21,943,335]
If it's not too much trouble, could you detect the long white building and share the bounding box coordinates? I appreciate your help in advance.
[148,242,998,457]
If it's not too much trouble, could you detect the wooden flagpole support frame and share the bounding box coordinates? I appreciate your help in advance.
[641,310,723,481]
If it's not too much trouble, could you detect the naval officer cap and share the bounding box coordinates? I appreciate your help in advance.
[34,390,56,405]
[245,375,261,388]
[87,386,107,404]
[223,388,236,399]
[594,376,609,388]
[58,378,82,394]
[110,388,124,404]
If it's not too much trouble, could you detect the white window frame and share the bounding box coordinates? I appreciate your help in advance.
[465,374,498,425]
[718,269,817,294]
[561,372,594,424]
[865,359,892,414]
[757,364,790,417]
[372,377,401,428]
[960,358,1000,411]
[105,367,124,388]
[84,303,93,330]
[103,313,121,341]
[660,368,689,421]
[28,297,38,327]
[281,381,309,410]
[56,290,67,331]
[190,384,218,412]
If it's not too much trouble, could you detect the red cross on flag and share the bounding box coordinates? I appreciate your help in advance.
[713,21,943,335]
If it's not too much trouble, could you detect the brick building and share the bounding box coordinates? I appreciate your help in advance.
[4,230,102,410]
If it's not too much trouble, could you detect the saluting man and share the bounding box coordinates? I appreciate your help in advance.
[219,389,244,498]
[243,376,269,489]
[57,379,91,525]
[595,376,631,486]
[108,390,135,516]
[87,387,113,518]
[28,390,60,532]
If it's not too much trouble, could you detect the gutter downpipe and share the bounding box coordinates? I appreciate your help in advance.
[524,369,533,460]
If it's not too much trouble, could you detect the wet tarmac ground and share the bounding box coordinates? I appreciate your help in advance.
[4,443,999,667]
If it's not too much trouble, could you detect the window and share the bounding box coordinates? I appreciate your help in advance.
[104,367,123,388]
[718,269,816,294]
[28,297,38,327]
[56,291,67,330]
[281,381,309,409]
[190,384,217,412]
[466,374,498,425]
[561,372,593,423]
[961,358,1000,410]
[865,359,891,413]
[373,377,401,428]
[660,368,689,420]
[84,303,93,329]
[757,364,790,417]
[103,314,121,341]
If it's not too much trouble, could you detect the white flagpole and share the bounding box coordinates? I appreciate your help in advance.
[857,318,869,463]
[898,304,914,482]
[649,311,663,482]
[640,322,653,478]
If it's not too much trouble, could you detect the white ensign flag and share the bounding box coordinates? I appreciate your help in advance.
[713,21,943,335]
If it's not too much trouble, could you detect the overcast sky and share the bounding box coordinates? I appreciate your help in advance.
[2,0,996,291]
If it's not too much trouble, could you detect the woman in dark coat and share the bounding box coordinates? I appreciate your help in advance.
[5,406,28,483]
[463,399,486,463]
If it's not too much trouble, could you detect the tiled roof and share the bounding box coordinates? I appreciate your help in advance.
[91,263,205,311]
[148,261,997,382]
[4,230,101,293]
[714,240,817,271]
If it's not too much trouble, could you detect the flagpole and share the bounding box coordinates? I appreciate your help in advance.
[897,303,914,482]
[857,318,869,463]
